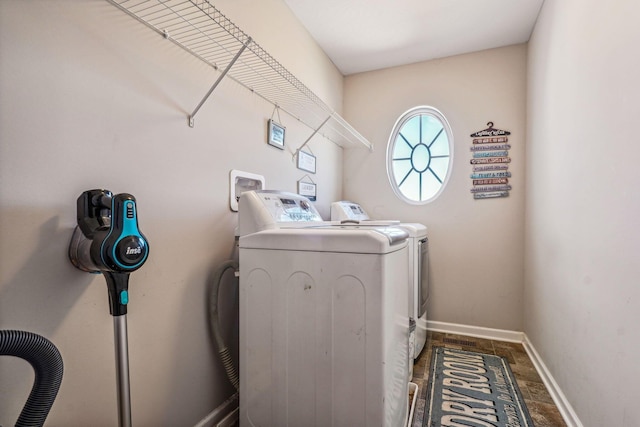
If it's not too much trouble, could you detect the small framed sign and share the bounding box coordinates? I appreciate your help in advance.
[297,180,317,201]
[267,119,285,149]
[296,150,316,173]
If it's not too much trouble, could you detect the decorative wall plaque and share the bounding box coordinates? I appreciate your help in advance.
[267,119,285,149]
[469,122,512,199]
[297,177,317,201]
[296,150,316,173]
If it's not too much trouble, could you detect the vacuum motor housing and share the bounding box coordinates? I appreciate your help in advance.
[70,189,148,274]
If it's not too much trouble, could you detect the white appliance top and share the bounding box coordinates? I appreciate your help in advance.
[240,226,408,254]
[331,201,427,238]
[238,191,409,252]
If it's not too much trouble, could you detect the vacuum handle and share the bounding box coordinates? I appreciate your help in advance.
[98,193,149,273]
[103,272,130,316]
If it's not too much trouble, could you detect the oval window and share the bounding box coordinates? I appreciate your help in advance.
[386,106,453,204]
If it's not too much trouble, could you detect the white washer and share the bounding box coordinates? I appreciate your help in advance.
[331,201,429,360]
[238,191,410,427]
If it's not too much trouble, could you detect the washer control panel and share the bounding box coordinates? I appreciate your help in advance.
[238,190,323,236]
[260,192,322,222]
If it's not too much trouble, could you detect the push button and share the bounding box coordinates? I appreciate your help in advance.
[120,290,129,305]
[125,201,135,219]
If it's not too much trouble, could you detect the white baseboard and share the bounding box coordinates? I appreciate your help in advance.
[427,320,524,343]
[522,335,583,427]
[426,320,583,427]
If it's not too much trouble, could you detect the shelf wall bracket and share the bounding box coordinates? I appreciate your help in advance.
[188,38,252,128]
[295,116,331,157]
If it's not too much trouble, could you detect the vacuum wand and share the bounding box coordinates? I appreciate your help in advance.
[106,271,134,427]
[113,313,132,427]
[69,189,149,427]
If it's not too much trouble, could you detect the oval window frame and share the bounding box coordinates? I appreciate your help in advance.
[386,106,454,205]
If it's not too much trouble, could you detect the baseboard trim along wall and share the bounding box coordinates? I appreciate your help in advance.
[426,320,583,427]
[522,335,584,427]
[426,320,524,343]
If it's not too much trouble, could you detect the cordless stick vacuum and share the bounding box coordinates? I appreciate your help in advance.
[68,189,149,427]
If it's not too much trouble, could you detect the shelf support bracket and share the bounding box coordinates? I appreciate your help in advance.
[295,116,331,156]
[189,38,252,127]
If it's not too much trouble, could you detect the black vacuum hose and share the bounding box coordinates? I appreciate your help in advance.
[0,330,63,427]
[208,260,239,390]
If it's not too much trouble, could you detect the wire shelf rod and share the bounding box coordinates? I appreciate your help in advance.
[189,38,250,127]
[107,0,372,149]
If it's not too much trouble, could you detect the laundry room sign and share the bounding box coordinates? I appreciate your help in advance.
[470,122,512,199]
[297,175,317,201]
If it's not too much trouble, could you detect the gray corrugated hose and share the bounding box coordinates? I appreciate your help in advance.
[0,330,63,427]
[208,260,239,390]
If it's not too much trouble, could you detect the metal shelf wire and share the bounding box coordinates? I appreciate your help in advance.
[107,0,373,150]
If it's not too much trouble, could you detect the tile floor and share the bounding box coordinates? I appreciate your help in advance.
[411,331,567,427]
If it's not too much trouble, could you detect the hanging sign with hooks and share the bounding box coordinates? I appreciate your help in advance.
[267,106,286,149]
[470,122,511,137]
[469,122,512,200]
[297,175,317,201]
[296,149,317,174]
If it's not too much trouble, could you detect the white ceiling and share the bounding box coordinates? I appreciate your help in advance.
[283,0,545,75]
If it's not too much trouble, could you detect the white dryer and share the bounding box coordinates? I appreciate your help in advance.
[331,201,429,359]
[238,191,411,427]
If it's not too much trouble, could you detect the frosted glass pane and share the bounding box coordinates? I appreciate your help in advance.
[401,116,421,143]
[412,144,430,172]
[393,135,413,158]
[421,173,441,200]
[429,157,449,183]
[392,159,412,184]
[430,133,450,156]
[421,116,442,145]
[398,170,420,201]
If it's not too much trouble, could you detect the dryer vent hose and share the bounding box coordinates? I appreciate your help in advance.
[209,260,239,391]
[0,330,63,427]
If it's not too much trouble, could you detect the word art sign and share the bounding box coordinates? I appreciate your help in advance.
[469,122,512,200]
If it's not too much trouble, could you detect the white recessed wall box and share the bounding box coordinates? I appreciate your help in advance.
[229,170,265,212]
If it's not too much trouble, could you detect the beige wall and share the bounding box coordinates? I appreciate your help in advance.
[343,45,527,331]
[526,0,640,425]
[0,0,344,425]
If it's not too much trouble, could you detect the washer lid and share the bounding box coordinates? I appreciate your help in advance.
[397,223,427,238]
[331,221,427,238]
[239,226,408,254]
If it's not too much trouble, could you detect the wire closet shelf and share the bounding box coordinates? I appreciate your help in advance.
[107,0,373,150]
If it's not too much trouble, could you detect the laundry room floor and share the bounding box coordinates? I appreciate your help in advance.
[411,331,567,427]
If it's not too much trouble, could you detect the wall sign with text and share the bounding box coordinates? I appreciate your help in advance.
[296,150,316,173]
[297,179,317,201]
[267,119,285,149]
[469,122,512,200]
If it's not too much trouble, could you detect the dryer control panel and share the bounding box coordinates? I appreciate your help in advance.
[238,190,323,236]
[331,201,371,221]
